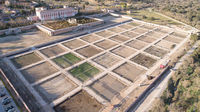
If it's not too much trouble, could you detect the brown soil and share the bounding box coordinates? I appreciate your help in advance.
[131,53,157,68]
[54,91,103,112]
[76,45,102,58]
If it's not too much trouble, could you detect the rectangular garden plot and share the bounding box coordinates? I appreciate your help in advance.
[145,31,163,39]
[94,39,117,50]
[132,28,148,34]
[109,35,130,43]
[95,30,114,38]
[34,74,77,103]
[144,46,168,58]
[171,32,187,38]
[69,62,100,82]
[136,35,157,43]
[155,40,176,50]
[11,52,42,69]
[131,53,157,68]
[40,45,66,58]
[121,31,140,38]
[111,45,137,58]
[142,25,156,30]
[90,74,127,101]
[127,22,140,27]
[155,28,171,34]
[62,39,87,49]
[164,35,183,43]
[81,34,102,43]
[54,91,103,112]
[108,27,124,33]
[118,24,134,29]
[52,53,82,68]
[113,62,146,82]
[21,62,58,83]
[125,40,148,50]
[76,46,102,58]
[93,53,121,68]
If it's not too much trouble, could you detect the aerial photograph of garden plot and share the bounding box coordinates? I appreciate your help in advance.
[1,18,190,112]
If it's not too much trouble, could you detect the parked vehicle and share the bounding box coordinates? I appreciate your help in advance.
[5,105,14,111]
[7,108,16,112]
[2,97,11,105]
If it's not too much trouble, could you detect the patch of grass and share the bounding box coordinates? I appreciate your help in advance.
[128,10,181,25]
[53,53,81,68]
[69,62,100,82]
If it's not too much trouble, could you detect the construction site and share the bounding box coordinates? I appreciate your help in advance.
[0,15,190,112]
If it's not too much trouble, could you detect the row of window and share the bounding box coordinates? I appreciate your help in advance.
[40,11,76,19]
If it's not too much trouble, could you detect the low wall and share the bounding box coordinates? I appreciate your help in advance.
[37,17,104,36]
[0,25,36,36]
[126,66,170,112]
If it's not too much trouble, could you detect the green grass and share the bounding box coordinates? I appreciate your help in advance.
[69,62,100,82]
[127,10,181,25]
[53,53,81,68]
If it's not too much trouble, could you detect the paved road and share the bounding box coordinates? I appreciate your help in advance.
[134,40,200,112]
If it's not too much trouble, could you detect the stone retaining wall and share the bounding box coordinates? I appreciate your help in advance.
[36,17,104,36]
[0,25,36,36]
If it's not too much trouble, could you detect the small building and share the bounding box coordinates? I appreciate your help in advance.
[28,6,78,21]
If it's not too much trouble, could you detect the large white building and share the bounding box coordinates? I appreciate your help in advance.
[28,6,78,21]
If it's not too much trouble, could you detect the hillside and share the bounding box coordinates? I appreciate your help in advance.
[150,35,200,112]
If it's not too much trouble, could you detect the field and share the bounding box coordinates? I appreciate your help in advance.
[137,35,157,43]
[127,10,181,25]
[131,53,157,68]
[155,40,176,50]
[164,35,183,43]
[92,53,121,68]
[144,46,168,58]
[111,46,137,58]
[171,32,187,38]
[21,62,58,83]
[118,24,135,29]
[11,52,42,68]
[108,27,124,33]
[109,35,129,43]
[62,39,86,49]
[80,34,102,43]
[121,31,140,38]
[90,74,127,101]
[94,39,117,50]
[95,30,114,38]
[54,91,103,112]
[155,28,171,34]
[127,22,140,27]
[125,40,148,50]
[76,46,102,58]
[69,62,100,82]
[34,74,77,103]
[113,62,146,82]
[132,28,149,34]
[40,45,66,58]
[52,53,82,68]
[145,31,163,39]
